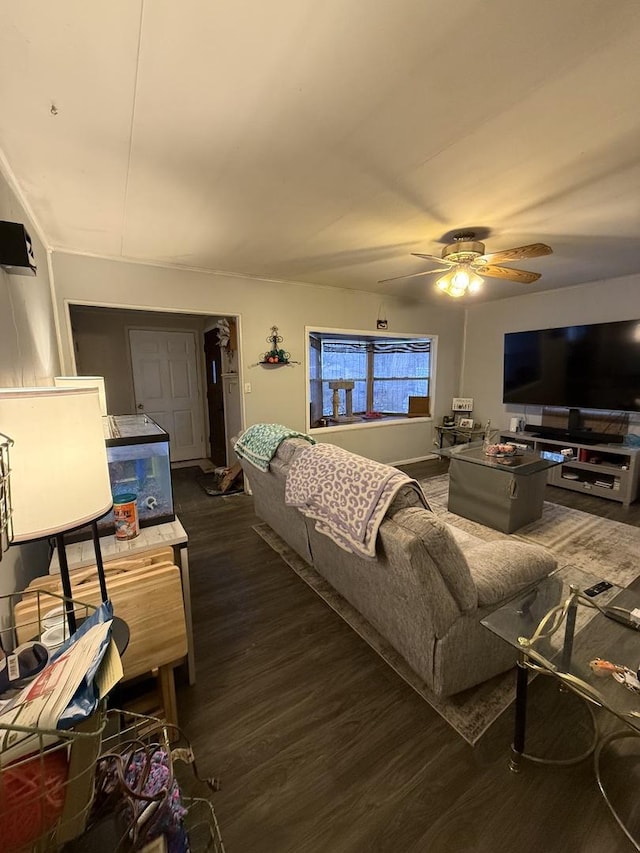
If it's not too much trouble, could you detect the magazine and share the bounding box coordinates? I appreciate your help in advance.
[0,613,122,766]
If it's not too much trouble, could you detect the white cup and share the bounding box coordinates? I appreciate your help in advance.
[41,623,68,651]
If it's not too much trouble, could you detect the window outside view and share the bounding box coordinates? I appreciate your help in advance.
[308,331,432,428]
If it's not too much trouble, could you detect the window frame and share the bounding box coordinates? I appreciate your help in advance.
[305,326,437,432]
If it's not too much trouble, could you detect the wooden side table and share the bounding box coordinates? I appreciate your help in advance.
[49,517,196,686]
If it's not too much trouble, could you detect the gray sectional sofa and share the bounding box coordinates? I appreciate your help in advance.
[241,438,557,697]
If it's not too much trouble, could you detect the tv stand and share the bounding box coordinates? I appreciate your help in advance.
[500,431,639,506]
[524,423,624,445]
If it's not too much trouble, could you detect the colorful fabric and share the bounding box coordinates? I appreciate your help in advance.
[234,423,315,471]
[284,443,429,558]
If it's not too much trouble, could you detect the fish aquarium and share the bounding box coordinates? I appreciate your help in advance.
[98,414,175,535]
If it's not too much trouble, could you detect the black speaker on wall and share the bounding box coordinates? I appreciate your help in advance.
[0,221,37,275]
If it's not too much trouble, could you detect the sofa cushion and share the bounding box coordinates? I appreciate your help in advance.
[467,540,557,608]
[387,482,433,514]
[383,508,478,617]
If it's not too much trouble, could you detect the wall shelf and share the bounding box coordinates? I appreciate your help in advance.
[251,360,299,368]
[257,324,298,367]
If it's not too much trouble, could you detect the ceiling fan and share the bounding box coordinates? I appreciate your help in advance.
[379,232,553,297]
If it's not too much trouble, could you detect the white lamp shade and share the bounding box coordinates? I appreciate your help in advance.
[0,387,113,542]
[54,375,108,416]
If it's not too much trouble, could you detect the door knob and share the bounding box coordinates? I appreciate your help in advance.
[137,403,144,410]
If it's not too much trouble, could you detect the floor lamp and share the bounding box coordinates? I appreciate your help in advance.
[0,386,125,642]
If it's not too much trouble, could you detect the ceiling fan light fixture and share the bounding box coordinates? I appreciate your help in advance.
[452,268,471,289]
[382,235,552,291]
[436,266,483,297]
[468,274,483,293]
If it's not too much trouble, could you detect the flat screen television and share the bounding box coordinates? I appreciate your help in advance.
[503,319,640,413]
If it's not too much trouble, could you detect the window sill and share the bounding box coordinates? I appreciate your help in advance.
[310,415,432,434]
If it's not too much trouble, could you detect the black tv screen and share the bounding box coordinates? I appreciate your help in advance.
[503,319,640,412]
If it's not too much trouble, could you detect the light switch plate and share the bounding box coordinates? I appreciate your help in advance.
[452,397,473,411]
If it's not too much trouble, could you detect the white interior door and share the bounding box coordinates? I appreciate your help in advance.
[129,329,205,462]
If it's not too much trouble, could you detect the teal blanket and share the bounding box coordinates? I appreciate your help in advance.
[234,423,315,471]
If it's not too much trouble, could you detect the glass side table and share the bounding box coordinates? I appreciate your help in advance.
[482,566,640,850]
[435,424,485,448]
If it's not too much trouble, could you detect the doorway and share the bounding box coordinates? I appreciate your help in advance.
[69,305,243,466]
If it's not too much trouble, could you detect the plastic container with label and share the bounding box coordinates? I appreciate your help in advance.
[113,493,139,540]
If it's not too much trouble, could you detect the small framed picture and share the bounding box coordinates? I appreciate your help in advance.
[458,417,474,428]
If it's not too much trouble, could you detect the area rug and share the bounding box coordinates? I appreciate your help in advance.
[253,482,640,746]
[420,474,640,588]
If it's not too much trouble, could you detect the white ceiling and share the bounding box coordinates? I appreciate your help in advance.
[1,0,640,304]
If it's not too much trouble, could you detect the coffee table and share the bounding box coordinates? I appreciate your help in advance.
[437,441,565,532]
[482,566,640,849]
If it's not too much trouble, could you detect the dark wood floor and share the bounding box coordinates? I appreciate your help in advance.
[173,460,640,852]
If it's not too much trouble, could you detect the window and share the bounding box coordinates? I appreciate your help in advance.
[308,329,432,428]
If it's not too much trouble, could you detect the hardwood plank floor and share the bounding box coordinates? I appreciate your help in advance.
[174,461,639,852]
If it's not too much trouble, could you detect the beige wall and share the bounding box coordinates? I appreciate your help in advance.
[0,170,59,387]
[0,165,59,600]
[52,252,466,464]
[462,273,640,435]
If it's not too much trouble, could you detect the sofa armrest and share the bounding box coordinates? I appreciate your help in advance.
[466,540,557,608]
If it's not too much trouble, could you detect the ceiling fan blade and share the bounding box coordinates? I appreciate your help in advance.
[411,252,457,266]
[478,243,552,265]
[479,264,541,284]
[378,267,450,284]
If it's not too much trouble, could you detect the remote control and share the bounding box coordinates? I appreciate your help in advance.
[583,580,613,597]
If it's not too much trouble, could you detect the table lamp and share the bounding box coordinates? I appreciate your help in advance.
[0,387,116,637]
[54,375,108,416]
